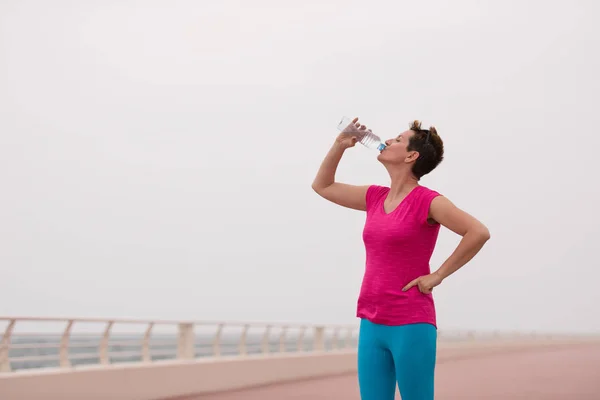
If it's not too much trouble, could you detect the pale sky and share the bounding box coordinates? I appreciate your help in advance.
[1,0,599,334]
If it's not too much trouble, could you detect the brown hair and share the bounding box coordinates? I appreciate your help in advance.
[406,120,444,179]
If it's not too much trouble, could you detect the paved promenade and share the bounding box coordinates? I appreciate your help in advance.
[182,343,600,399]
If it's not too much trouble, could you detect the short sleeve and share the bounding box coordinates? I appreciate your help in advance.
[365,185,388,212]
[419,187,442,225]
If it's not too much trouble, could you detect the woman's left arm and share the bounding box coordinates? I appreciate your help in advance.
[402,196,491,293]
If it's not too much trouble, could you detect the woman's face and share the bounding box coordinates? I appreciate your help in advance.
[377,130,418,165]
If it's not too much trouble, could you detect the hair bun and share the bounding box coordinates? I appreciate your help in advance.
[409,120,422,130]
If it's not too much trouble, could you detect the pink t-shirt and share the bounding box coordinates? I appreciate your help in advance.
[357,185,442,327]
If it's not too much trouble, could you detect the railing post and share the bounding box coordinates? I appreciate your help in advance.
[239,324,249,356]
[177,323,194,360]
[261,325,272,354]
[0,319,16,372]
[297,326,306,352]
[279,326,288,353]
[142,323,154,362]
[212,324,224,357]
[332,327,340,350]
[60,320,74,368]
[99,321,114,365]
[314,326,325,352]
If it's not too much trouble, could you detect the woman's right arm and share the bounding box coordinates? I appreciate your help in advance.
[311,127,370,212]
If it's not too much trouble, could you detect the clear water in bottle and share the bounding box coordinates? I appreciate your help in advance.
[337,116,386,152]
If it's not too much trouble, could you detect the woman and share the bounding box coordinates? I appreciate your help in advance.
[311,117,490,400]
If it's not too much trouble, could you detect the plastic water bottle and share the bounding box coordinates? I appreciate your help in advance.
[337,116,386,151]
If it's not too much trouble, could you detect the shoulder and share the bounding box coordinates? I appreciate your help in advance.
[414,186,443,224]
[367,185,389,200]
[365,185,389,209]
[415,185,442,202]
[367,185,389,196]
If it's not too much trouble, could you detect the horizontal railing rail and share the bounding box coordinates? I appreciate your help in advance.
[0,316,360,373]
[2,316,597,373]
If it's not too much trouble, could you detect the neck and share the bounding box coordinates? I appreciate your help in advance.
[386,167,419,199]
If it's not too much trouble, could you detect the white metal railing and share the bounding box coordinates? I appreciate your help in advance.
[2,316,596,374]
[0,317,359,373]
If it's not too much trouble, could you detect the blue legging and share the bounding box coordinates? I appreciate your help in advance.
[357,319,437,400]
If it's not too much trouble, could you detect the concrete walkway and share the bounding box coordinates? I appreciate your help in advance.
[184,344,600,399]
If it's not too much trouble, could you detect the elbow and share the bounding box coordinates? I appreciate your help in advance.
[311,182,321,194]
[476,225,491,243]
[466,223,490,244]
[311,181,329,195]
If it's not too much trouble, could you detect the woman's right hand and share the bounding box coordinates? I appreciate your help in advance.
[335,117,369,149]
[312,116,372,212]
